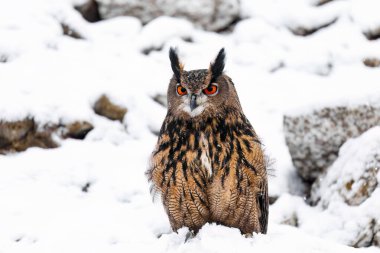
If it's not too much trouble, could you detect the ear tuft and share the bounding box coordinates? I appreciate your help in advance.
[169,47,182,82]
[210,48,226,82]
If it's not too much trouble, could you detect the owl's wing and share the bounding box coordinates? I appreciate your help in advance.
[257,176,268,233]
[208,119,269,234]
[147,119,210,233]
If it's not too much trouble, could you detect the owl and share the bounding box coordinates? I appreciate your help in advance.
[147,48,268,235]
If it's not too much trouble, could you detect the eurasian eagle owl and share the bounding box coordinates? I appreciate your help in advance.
[147,48,268,235]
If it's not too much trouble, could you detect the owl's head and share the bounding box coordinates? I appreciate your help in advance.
[167,48,241,118]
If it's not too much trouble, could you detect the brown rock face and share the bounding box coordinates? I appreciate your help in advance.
[0,119,57,154]
[283,105,380,182]
[94,95,127,121]
[363,58,380,68]
[64,121,94,140]
[0,119,94,154]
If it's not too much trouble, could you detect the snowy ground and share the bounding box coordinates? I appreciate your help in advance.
[1,0,380,252]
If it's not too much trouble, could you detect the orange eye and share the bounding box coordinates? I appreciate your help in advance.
[203,83,218,96]
[176,85,187,96]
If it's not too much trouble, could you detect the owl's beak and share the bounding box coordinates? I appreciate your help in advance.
[190,94,198,111]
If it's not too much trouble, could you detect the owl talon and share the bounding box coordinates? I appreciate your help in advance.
[185,230,196,242]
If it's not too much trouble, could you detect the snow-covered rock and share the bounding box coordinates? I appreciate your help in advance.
[308,127,380,247]
[137,16,194,54]
[311,126,380,207]
[351,0,380,40]
[96,0,240,31]
[284,105,380,182]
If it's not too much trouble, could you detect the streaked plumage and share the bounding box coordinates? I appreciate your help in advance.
[147,48,268,235]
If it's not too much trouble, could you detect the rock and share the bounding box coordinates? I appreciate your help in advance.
[269,195,279,205]
[93,94,127,121]
[284,105,380,182]
[61,23,84,39]
[309,127,380,247]
[75,0,101,23]
[0,54,7,63]
[63,121,94,140]
[152,94,167,108]
[0,118,34,147]
[352,219,377,248]
[310,126,380,207]
[0,118,95,154]
[364,27,380,40]
[363,58,380,68]
[0,119,58,154]
[28,125,59,150]
[96,0,240,31]
[290,17,337,36]
[315,0,335,6]
[374,224,380,246]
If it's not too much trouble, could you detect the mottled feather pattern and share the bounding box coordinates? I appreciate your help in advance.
[147,47,268,235]
[147,108,268,234]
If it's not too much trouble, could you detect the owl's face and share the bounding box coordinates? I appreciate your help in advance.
[167,48,241,118]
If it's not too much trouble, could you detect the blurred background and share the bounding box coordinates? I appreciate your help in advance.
[1,0,380,252]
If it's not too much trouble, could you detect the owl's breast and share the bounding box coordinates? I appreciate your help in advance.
[199,133,213,177]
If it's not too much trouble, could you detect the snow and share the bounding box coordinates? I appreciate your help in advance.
[137,16,194,52]
[1,0,380,252]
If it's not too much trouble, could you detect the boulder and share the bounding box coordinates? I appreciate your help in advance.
[0,118,34,147]
[0,119,57,154]
[93,94,127,121]
[0,118,94,154]
[310,126,380,206]
[309,127,380,247]
[75,0,101,23]
[363,58,380,68]
[283,105,380,182]
[63,121,94,140]
[95,0,240,31]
